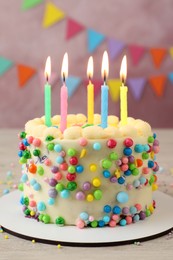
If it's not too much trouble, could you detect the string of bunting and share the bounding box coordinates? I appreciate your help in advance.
[21,1,173,69]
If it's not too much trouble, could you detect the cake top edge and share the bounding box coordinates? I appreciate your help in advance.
[24,114,152,140]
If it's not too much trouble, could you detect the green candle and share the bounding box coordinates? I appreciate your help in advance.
[44,56,52,127]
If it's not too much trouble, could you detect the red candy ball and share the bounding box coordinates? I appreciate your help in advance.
[19,142,26,151]
[66,173,76,181]
[69,156,78,165]
[124,138,133,147]
[107,139,117,149]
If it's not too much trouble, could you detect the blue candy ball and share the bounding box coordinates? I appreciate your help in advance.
[60,189,70,199]
[93,142,101,150]
[103,170,111,178]
[37,202,46,211]
[54,144,62,152]
[76,165,84,173]
[116,192,129,203]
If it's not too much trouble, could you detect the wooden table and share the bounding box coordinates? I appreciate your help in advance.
[0,129,173,260]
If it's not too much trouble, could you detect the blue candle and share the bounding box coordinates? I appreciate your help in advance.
[101,51,109,128]
[101,84,109,128]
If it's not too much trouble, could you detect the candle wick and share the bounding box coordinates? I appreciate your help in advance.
[46,73,49,83]
[104,75,106,85]
[89,75,92,84]
[63,72,66,83]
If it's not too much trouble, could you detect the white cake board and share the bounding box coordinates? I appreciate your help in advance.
[0,190,172,247]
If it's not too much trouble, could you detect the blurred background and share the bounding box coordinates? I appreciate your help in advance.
[0,0,173,128]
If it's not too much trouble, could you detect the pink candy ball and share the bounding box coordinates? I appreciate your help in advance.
[29,200,36,207]
[60,163,68,171]
[142,167,150,174]
[27,136,34,144]
[126,216,132,224]
[44,159,51,166]
[109,220,116,227]
[33,138,41,147]
[111,214,119,221]
[79,138,88,146]
[76,219,85,229]
[54,172,62,181]
[135,203,142,211]
[121,156,129,164]
[120,164,129,172]
[126,183,133,190]
[89,216,94,222]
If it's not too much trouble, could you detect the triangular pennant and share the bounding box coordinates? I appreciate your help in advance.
[128,45,146,65]
[127,77,146,100]
[22,0,43,10]
[149,48,167,68]
[168,72,173,84]
[83,79,102,99]
[43,2,65,28]
[38,70,59,92]
[17,64,36,87]
[66,18,85,40]
[107,79,121,102]
[107,39,125,60]
[87,29,105,53]
[66,76,82,97]
[148,75,167,97]
[169,47,173,60]
[0,57,13,76]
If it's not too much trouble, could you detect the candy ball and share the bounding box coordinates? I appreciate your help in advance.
[107,139,117,149]
[116,191,129,203]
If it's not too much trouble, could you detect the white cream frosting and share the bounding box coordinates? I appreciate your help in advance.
[25,114,152,140]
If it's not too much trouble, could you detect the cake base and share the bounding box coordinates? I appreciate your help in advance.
[0,191,172,247]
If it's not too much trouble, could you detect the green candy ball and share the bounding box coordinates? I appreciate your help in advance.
[55,216,65,226]
[47,143,55,151]
[91,220,98,228]
[67,182,77,191]
[43,214,51,224]
[33,149,41,156]
[56,183,65,192]
[109,152,118,161]
[37,166,44,176]
[67,148,76,156]
[102,159,112,169]
[94,189,102,200]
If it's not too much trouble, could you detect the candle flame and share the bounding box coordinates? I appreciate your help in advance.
[44,56,51,82]
[101,51,109,82]
[120,55,127,85]
[87,56,94,80]
[61,52,68,81]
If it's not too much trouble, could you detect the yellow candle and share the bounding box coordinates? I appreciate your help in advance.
[87,56,94,124]
[120,55,128,125]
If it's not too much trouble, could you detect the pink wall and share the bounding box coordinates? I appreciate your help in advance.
[0,0,173,128]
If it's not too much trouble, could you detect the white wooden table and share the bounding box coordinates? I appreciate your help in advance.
[0,129,173,260]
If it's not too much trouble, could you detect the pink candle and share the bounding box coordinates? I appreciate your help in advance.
[60,53,68,133]
[60,83,68,132]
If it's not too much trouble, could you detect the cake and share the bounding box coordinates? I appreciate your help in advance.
[18,114,159,228]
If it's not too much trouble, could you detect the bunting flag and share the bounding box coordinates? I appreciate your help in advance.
[149,48,167,68]
[0,57,13,76]
[168,72,173,83]
[38,70,59,92]
[66,76,82,97]
[17,64,36,87]
[148,75,167,97]
[87,29,105,53]
[22,0,43,10]
[66,18,85,40]
[169,47,173,60]
[108,79,121,102]
[107,39,125,60]
[43,2,65,28]
[127,78,146,100]
[128,45,146,65]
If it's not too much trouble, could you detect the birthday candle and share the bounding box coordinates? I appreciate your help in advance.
[87,56,94,124]
[120,55,128,125]
[101,51,109,128]
[60,53,68,133]
[44,56,52,127]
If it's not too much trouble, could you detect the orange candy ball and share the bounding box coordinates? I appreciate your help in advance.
[29,164,37,174]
